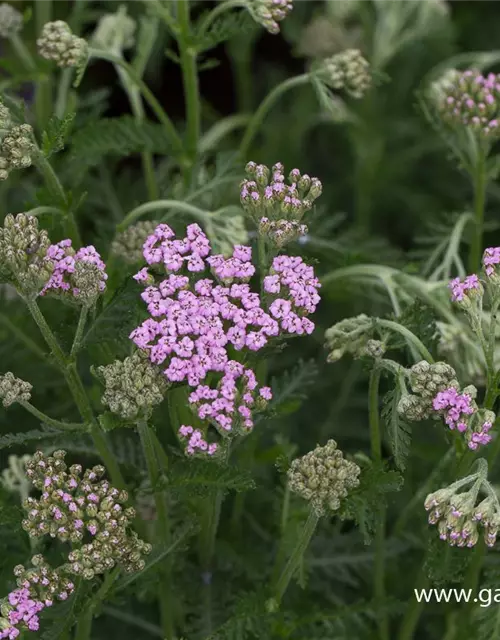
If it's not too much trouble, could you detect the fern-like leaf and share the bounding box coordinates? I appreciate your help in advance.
[0,428,64,450]
[382,386,412,471]
[268,359,319,416]
[41,113,75,158]
[163,459,256,498]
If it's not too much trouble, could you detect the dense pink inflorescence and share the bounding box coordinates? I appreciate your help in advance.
[130,222,320,456]
[483,247,500,277]
[449,274,481,302]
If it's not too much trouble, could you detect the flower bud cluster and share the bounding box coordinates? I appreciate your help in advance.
[0,214,53,296]
[324,314,376,362]
[483,246,500,281]
[425,481,500,548]
[91,8,136,54]
[41,239,108,305]
[0,124,35,181]
[0,557,74,639]
[288,440,360,516]
[240,162,322,247]
[435,69,500,139]
[318,49,372,99]
[0,3,22,39]
[397,360,458,421]
[449,274,482,305]
[247,0,293,35]
[0,372,32,408]
[97,349,169,420]
[37,21,87,68]
[111,220,160,265]
[22,451,151,577]
[0,99,11,130]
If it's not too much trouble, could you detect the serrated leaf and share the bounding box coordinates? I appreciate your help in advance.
[424,535,470,585]
[195,9,256,54]
[0,428,62,450]
[164,459,256,497]
[41,113,76,158]
[98,411,134,432]
[382,386,412,471]
[268,360,319,417]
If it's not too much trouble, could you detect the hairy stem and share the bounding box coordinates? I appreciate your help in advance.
[117,199,209,231]
[18,400,85,431]
[54,68,74,120]
[376,319,435,363]
[137,420,174,640]
[35,0,53,131]
[74,567,120,640]
[70,306,88,357]
[239,74,310,159]
[468,150,487,273]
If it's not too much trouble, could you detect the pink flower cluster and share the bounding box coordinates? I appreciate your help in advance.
[449,274,481,302]
[483,247,500,277]
[432,387,492,450]
[178,426,218,456]
[41,239,107,297]
[130,222,320,457]
[442,71,500,136]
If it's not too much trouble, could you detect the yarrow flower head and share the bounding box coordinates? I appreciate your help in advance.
[41,239,108,305]
[240,162,322,247]
[0,124,35,181]
[324,314,379,362]
[91,6,136,54]
[0,3,22,39]
[316,49,372,99]
[22,450,151,577]
[483,246,500,281]
[0,373,32,408]
[37,21,88,68]
[0,556,74,639]
[449,274,482,304]
[434,69,500,139]
[246,0,293,35]
[97,349,169,420]
[288,439,361,516]
[424,468,500,548]
[111,220,160,265]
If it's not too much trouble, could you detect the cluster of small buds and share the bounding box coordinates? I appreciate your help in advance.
[247,0,293,35]
[0,124,35,181]
[449,274,482,304]
[0,99,11,130]
[22,451,151,576]
[111,220,160,265]
[91,7,136,54]
[0,372,32,408]
[0,214,53,296]
[178,426,218,457]
[97,349,169,420]
[41,239,108,305]
[0,557,74,639]
[0,3,22,39]
[317,49,372,99]
[324,314,375,362]
[483,246,500,280]
[432,387,494,450]
[263,256,320,335]
[435,69,500,139]
[424,480,500,548]
[240,163,322,247]
[397,360,459,422]
[37,21,87,68]
[288,440,360,516]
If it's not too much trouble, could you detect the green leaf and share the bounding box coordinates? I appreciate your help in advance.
[0,428,63,450]
[98,411,134,432]
[267,360,319,417]
[424,535,470,585]
[164,459,256,497]
[41,113,76,158]
[472,569,500,639]
[382,386,412,471]
[194,9,256,54]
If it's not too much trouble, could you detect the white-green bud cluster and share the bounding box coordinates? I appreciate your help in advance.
[23,450,152,576]
[0,372,32,407]
[398,360,459,421]
[0,99,11,130]
[318,49,372,99]
[37,21,87,68]
[288,439,360,516]
[0,213,54,296]
[97,349,169,420]
[0,123,35,180]
[247,0,293,35]
[0,2,22,39]
[72,261,105,306]
[324,314,378,362]
[91,8,136,54]
[425,477,500,548]
[111,220,160,265]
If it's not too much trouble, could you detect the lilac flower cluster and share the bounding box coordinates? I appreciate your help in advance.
[449,274,481,302]
[41,239,108,304]
[130,221,320,457]
[250,0,293,35]
[438,70,500,138]
[178,426,218,456]
[240,162,322,248]
[432,387,493,450]
[483,246,500,278]
[0,557,74,640]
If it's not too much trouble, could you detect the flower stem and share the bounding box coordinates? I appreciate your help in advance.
[9,33,36,71]
[198,0,246,36]
[117,199,209,231]
[239,74,310,159]
[54,68,74,120]
[468,150,487,273]
[270,505,320,607]
[35,0,53,132]
[369,367,389,640]
[74,567,120,640]
[137,420,174,640]
[376,319,435,363]
[18,400,85,430]
[70,306,88,357]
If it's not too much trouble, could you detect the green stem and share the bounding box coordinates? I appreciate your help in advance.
[9,33,36,71]
[198,0,246,36]
[54,68,73,120]
[117,199,210,231]
[369,367,389,640]
[239,74,310,159]
[177,0,200,182]
[71,306,88,357]
[468,150,487,273]
[376,319,435,363]
[35,0,53,131]
[271,506,320,607]
[137,420,174,640]
[18,400,85,430]
[227,32,257,113]
[74,567,120,640]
